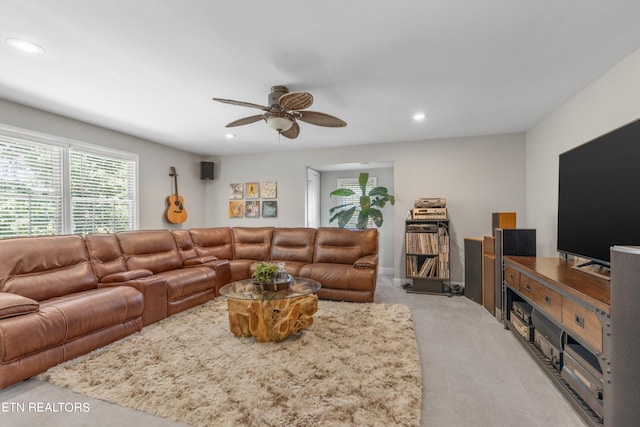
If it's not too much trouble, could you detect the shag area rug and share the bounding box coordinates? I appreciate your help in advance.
[38,298,421,427]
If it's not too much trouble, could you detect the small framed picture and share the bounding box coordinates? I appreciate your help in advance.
[245,182,259,199]
[228,201,243,218]
[261,181,277,199]
[262,200,277,217]
[245,200,260,217]
[228,183,243,200]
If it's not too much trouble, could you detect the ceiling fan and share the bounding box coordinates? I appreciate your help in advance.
[213,85,347,139]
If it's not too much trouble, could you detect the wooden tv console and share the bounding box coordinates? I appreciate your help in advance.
[503,256,611,427]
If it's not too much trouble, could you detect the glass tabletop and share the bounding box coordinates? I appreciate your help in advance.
[219,277,321,301]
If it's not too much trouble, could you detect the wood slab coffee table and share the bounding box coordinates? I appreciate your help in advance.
[219,278,321,343]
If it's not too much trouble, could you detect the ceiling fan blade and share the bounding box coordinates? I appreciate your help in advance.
[279,92,313,110]
[297,111,347,127]
[281,122,300,139]
[225,114,264,127]
[212,98,269,111]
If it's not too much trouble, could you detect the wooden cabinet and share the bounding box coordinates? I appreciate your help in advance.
[503,256,611,427]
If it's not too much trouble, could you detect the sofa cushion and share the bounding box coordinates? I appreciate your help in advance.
[155,267,216,302]
[116,230,183,273]
[269,228,316,263]
[189,227,234,260]
[40,287,143,341]
[85,233,127,280]
[232,227,274,261]
[0,235,98,301]
[0,292,39,319]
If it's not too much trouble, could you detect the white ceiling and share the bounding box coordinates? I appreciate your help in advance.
[1,1,640,156]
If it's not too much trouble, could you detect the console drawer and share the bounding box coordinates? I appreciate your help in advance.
[519,276,562,322]
[562,298,602,352]
[504,266,520,290]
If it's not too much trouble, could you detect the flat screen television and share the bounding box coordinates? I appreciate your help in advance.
[557,117,640,268]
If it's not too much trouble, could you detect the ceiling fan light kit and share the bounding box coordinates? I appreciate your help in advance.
[213,85,346,140]
[265,111,294,132]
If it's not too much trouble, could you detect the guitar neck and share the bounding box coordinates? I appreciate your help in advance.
[173,175,180,197]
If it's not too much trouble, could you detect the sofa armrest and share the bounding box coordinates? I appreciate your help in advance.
[354,254,378,269]
[99,276,168,326]
[184,256,219,266]
[0,292,39,319]
[101,269,153,283]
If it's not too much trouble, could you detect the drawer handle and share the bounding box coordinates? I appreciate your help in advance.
[524,282,531,291]
[575,314,585,328]
[544,295,551,305]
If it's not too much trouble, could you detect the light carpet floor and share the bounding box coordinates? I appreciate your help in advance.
[37,298,421,427]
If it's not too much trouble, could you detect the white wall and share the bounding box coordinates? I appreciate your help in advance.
[206,133,527,282]
[526,48,640,257]
[0,99,208,229]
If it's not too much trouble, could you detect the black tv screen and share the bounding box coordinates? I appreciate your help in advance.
[558,118,640,265]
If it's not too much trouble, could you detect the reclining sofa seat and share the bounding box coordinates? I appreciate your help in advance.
[300,227,378,303]
[114,230,218,316]
[0,235,143,389]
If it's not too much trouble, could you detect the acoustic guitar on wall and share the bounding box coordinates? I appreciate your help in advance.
[166,166,187,224]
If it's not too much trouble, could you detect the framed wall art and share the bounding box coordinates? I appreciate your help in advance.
[260,181,277,199]
[245,182,259,199]
[245,200,260,218]
[262,200,277,217]
[228,201,243,218]
[228,183,243,200]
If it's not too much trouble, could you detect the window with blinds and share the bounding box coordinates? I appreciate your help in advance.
[336,176,377,229]
[0,129,137,238]
[0,135,64,237]
[70,149,136,234]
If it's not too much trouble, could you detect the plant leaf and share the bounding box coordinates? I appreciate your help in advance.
[370,208,384,227]
[369,186,389,197]
[329,206,356,228]
[330,188,355,197]
[329,203,354,214]
[358,172,369,195]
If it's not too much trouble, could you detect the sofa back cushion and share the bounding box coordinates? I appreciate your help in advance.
[0,235,98,301]
[116,230,183,273]
[171,229,198,261]
[189,227,234,260]
[313,228,378,264]
[232,227,274,261]
[85,233,127,280]
[269,228,316,263]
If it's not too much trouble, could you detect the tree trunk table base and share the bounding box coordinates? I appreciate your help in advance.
[226,294,318,342]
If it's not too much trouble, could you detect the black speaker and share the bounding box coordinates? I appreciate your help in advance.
[200,161,214,180]
[464,238,483,304]
[609,246,640,426]
[495,228,536,321]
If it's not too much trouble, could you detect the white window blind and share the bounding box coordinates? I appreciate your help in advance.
[0,135,63,237]
[70,149,136,234]
[0,128,137,238]
[337,176,376,229]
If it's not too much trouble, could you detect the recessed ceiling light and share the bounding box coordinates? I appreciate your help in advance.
[224,133,236,139]
[6,38,45,54]
[412,112,426,121]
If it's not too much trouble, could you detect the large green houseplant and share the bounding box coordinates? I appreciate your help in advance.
[329,172,395,229]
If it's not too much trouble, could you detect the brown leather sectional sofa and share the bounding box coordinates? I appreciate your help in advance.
[0,226,378,389]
